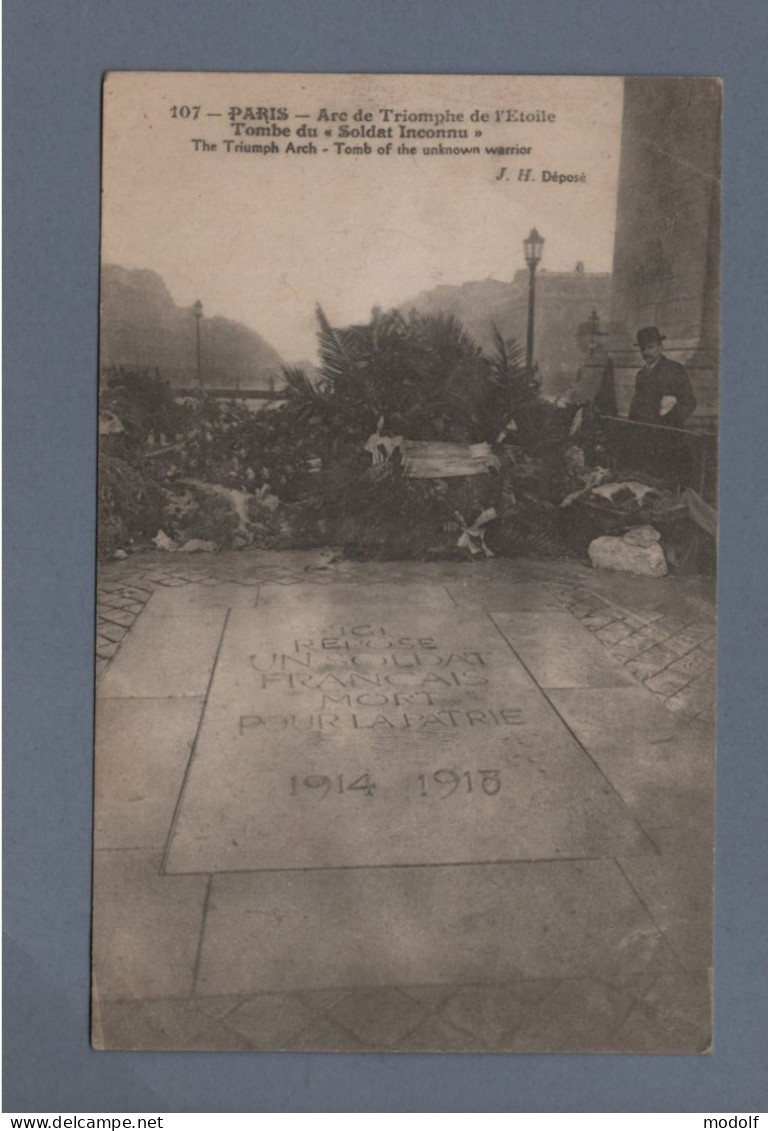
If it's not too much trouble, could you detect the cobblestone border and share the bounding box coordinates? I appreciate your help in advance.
[548,583,716,723]
[95,581,155,679]
[95,970,710,1053]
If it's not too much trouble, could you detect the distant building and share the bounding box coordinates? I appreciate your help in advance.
[609,78,721,428]
[403,266,611,399]
[510,266,612,396]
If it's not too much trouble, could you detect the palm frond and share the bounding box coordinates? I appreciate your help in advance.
[489,322,524,378]
[408,310,483,364]
[281,365,329,405]
[315,304,361,387]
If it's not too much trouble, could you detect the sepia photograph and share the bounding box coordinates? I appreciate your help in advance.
[92,72,720,1053]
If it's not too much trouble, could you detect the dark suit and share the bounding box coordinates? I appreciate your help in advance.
[629,354,696,430]
[628,355,697,482]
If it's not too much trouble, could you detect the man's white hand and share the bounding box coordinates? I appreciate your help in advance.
[659,395,677,417]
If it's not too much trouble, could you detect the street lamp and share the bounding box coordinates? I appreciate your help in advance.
[192,299,203,389]
[523,227,545,371]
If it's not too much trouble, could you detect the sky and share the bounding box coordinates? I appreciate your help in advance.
[102,73,624,363]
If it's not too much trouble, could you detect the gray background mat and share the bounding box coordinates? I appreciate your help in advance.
[4,0,767,1112]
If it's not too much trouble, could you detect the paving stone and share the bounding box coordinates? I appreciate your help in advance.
[328,987,428,1046]
[224,993,316,1047]
[98,612,226,699]
[94,698,203,849]
[633,640,688,671]
[122,602,147,616]
[92,850,208,1001]
[196,861,676,997]
[295,989,352,1013]
[618,853,714,970]
[96,639,120,659]
[643,817,714,856]
[144,582,258,615]
[608,973,712,1053]
[570,588,612,606]
[580,611,623,631]
[119,589,151,603]
[98,621,129,644]
[399,985,457,1011]
[608,625,673,663]
[549,585,580,604]
[100,596,135,610]
[446,580,562,611]
[627,655,670,682]
[595,621,635,646]
[654,633,701,661]
[651,616,691,638]
[490,611,636,689]
[501,975,652,1052]
[620,610,660,630]
[287,1016,367,1051]
[440,983,553,1044]
[668,648,716,678]
[193,995,244,1020]
[95,657,109,678]
[398,1014,489,1051]
[569,601,608,619]
[99,608,139,628]
[665,674,716,718]
[644,668,694,698]
[670,624,716,649]
[547,686,714,836]
[94,998,251,1051]
[693,669,715,688]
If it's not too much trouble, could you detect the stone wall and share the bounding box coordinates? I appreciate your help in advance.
[609,78,721,427]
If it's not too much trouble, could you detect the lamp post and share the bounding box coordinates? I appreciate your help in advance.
[523,227,545,372]
[192,299,203,389]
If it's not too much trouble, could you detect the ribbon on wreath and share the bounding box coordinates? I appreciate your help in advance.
[364,417,403,466]
[455,506,498,558]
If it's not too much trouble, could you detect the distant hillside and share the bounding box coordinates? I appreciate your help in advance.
[401,267,612,397]
[100,265,284,389]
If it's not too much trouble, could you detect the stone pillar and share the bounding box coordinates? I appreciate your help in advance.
[609,78,721,429]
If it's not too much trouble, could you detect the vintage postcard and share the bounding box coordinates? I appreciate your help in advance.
[93,73,719,1052]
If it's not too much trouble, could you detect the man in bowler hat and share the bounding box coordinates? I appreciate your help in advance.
[628,326,697,483]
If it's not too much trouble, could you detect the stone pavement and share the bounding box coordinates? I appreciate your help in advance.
[92,550,715,1053]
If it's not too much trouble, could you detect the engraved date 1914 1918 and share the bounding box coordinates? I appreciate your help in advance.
[289,770,501,799]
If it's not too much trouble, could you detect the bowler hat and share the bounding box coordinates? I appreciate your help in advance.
[636,326,666,347]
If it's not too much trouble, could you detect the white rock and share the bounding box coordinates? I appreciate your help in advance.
[588,535,667,577]
[177,479,252,536]
[112,549,128,560]
[623,524,662,547]
[152,530,177,552]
